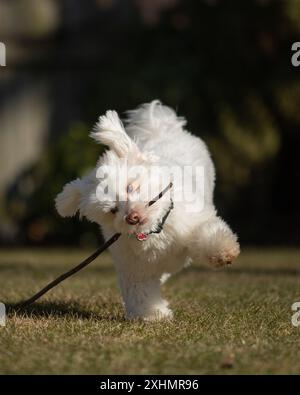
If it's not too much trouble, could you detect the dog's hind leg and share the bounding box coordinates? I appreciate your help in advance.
[187,216,240,267]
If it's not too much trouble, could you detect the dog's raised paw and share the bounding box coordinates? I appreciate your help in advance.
[209,243,240,268]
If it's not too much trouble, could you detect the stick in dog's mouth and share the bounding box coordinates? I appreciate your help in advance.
[134,181,173,241]
[146,181,173,207]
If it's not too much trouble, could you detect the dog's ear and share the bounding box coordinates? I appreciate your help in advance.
[90,110,138,158]
[55,178,83,217]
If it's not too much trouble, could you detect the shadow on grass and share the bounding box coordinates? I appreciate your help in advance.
[6,301,124,322]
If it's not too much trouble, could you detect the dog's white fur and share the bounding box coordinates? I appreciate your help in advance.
[55,100,240,321]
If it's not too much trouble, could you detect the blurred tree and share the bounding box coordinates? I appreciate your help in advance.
[1,0,300,245]
[6,123,102,246]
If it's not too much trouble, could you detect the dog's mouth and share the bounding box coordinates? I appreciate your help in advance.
[135,232,148,241]
[127,224,149,240]
[127,229,150,242]
[127,198,174,242]
[127,228,148,241]
[121,181,173,242]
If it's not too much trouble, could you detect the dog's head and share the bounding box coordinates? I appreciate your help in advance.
[55,110,172,236]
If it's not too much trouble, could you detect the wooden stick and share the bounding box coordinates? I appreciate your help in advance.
[147,181,173,207]
[14,233,121,309]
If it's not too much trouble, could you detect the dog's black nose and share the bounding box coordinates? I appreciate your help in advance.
[125,211,140,225]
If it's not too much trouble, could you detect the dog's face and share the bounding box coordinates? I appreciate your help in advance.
[94,152,171,235]
[55,110,172,236]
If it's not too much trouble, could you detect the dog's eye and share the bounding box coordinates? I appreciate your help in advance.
[127,184,133,193]
[110,207,118,214]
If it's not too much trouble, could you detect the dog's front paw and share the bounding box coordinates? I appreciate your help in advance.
[207,230,240,268]
[144,307,174,322]
[209,244,240,267]
[125,300,173,321]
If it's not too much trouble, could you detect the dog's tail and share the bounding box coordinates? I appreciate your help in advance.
[125,100,186,142]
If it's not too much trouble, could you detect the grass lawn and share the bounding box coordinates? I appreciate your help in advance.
[0,247,300,374]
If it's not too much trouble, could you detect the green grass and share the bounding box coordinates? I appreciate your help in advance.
[0,248,300,374]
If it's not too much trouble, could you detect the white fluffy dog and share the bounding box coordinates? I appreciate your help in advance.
[55,100,240,320]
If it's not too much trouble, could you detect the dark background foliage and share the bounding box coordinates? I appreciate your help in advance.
[0,0,299,246]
